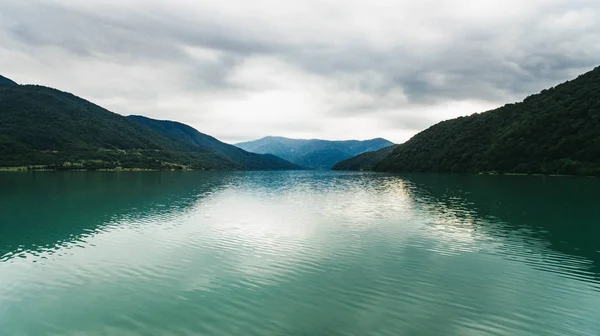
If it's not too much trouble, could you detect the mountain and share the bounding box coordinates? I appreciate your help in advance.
[127,116,301,170]
[0,75,17,86]
[337,66,600,176]
[332,145,397,171]
[0,81,299,171]
[235,136,394,169]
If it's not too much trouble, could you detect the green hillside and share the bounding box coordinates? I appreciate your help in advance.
[332,145,397,171]
[0,83,298,171]
[127,116,302,170]
[338,66,600,176]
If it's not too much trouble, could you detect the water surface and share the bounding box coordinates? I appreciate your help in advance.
[1,171,599,335]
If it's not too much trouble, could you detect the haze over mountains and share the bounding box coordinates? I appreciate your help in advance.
[335,66,600,176]
[2,65,600,175]
[0,75,300,170]
[236,137,394,169]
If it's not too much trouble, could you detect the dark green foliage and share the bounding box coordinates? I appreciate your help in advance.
[0,85,182,152]
[332,145,397,170]
[127,116,302,170]
[0,83,299,170]
[236,136,394,169]
[370,66,600,176]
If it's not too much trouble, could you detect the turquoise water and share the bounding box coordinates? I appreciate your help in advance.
[1,171,599,335]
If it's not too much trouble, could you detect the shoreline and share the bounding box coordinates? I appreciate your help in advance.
[478,172,597,178]
[0,167,192,172]
[1,167,596,177]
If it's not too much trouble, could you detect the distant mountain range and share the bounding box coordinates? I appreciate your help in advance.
[235,136,394,169]
[335,66,600,176]
[0,75,300,171]
[10,64,596,176]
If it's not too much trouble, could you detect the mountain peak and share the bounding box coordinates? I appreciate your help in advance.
[0,74,17,85]
[236,137,394,169]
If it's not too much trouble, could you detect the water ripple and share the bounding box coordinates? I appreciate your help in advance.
[1,171,600,335]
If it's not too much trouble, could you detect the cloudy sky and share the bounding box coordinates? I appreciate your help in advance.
[1,0,599,143]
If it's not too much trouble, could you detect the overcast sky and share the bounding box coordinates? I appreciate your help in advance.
[1,0,599,143]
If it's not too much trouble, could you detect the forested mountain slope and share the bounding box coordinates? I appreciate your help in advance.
[0,81,298,170]
[127,116,301,170]
[337,66,600,176]
[332,145,397,171]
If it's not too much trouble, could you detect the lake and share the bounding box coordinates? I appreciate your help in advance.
[1,171,599,335]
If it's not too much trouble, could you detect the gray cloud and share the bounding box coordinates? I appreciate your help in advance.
[1,0,599,143]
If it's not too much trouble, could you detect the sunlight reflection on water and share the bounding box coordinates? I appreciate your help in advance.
[1,171,599,335]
